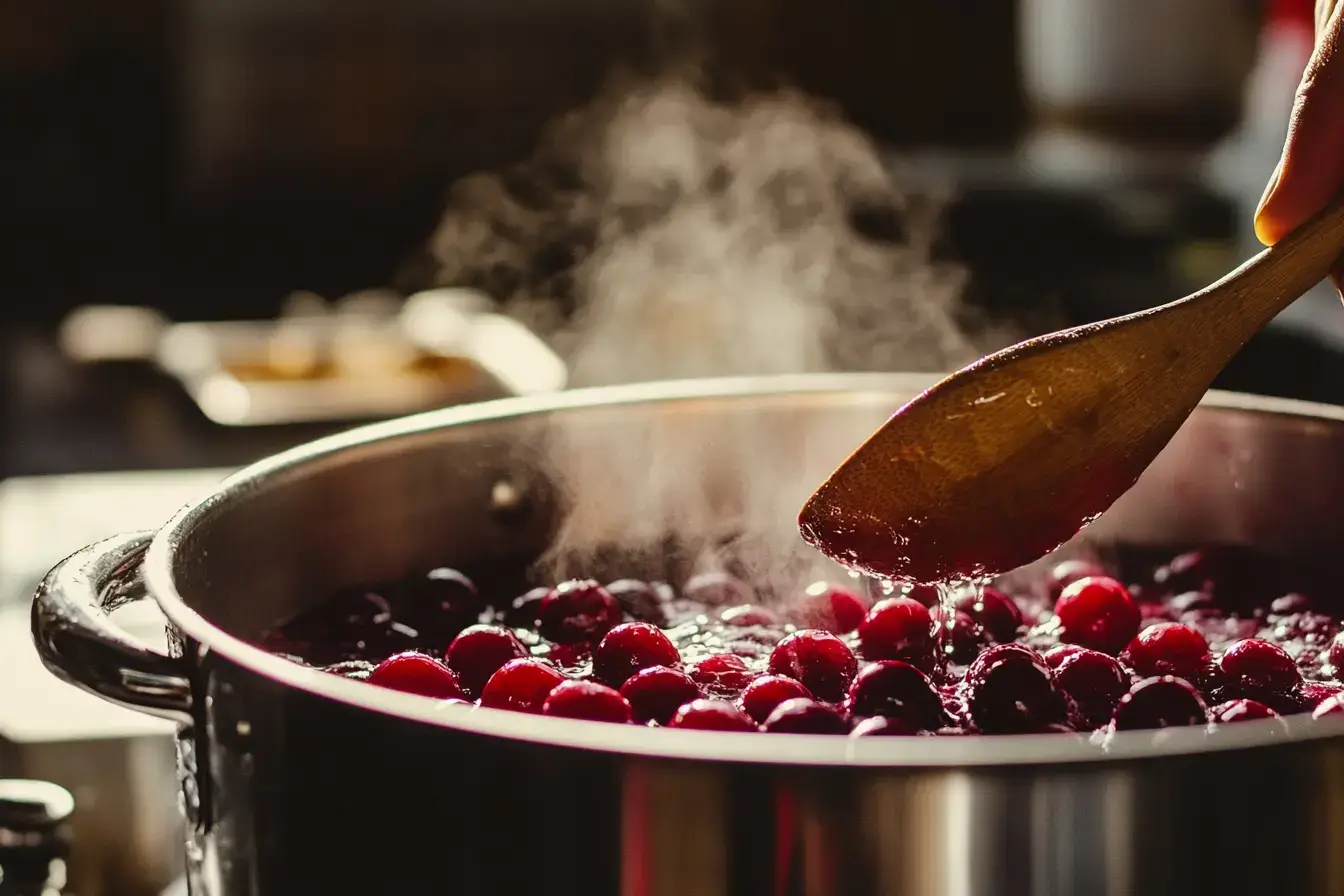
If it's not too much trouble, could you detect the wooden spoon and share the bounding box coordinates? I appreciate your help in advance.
[799,192,1344,586]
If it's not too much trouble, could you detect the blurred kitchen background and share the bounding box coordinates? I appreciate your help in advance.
[1,0,1341,893]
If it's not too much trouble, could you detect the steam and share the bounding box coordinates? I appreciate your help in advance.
[420,76,1021,599]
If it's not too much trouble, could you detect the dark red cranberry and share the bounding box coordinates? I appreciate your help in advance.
[768,630,859,703]
[593,622,680,688]
[953,586,1023,644]
[683,572,753,607]
[1330,632,1344,671]
[900,583,942,608]
[479,658,567,714]
[689,654,754,697]
[367,652,464,699]
[606,579,669,626]
[1270,593,1313,615]
[1219,638,1301,695]
[1121,623,1211,681]
[546,642,592,670]
[1302,681,1344,708]
[669,699,758,731]
[620,666,702,725]
[541,680,632,723]
[507,586,549,627]
[850,716,923,737]
[761,698,849,734]
[843,661,944,731]
[446,624,528,697]
[1047,559,1107,599]
[795,583,869,634]
[397,568,483,642]
[1312,694,1344,719]
[1211,698,1278,724]
[324,659,375,680]
[537,579,623,644]
[739,674,813,724]
[1110,676,1209,731]
[1043,644,1086,668]
[858,598,935,672]
[1054,576,1140,656]
[964,644,1069,734]
[719,605,781,627]
[947,611,987,665]
[1054,649,1129,730]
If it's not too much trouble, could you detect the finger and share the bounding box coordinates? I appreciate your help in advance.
[1255,2,1344,245]
[1334,256,1344,302]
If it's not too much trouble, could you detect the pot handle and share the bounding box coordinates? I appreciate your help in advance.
[31,531,194,725]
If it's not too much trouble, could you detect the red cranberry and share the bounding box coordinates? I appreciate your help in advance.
[1312,694,1344,719]
[480,658,567,714]
[1219,638,1301,695]
[542,680,633,723]
[719,605,781,627]
[900,583,942,608]
[1043,645,1086,668]
[1211,698,1278,724]
[1054,649,1128,730]
[620,666,702,725]
[795,582,869,634]
[964,644,1069,734]
[537,579,623,644]
[768,630,859,703]
[858,598,934,672]
[947,611,987,665]
[1302,681,1344,708]
[1330,632,1344,671]
[367,652,464,699]
[1121,623,1211,681]
[606,579,669,626]
[507,586,549,627]
[953,586,1023,644]
[843,661,944,731]
[1047,559,1107,599]
[761,698,849,734]
[689,654,754,697]
[1054,576,1140,656]
[850,716,923,737]
[1110,676,1209,731]
[396,568,483,642]
[739,674,813,724]
[547,642,592,671]
[593,622,680,688]
[446,624,528,697]
[683,572,753,607]
[669,699,758,731]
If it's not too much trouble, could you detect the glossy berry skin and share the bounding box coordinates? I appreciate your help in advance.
[795,583,869,634]
[1312,694,1344,719]
[593,622,680,688]
[1053,649,1129,730]
[1054,576,1141,656]
[537,579,624,644]
[479,659,567,714]
[768,630,859,703]
[669,699,758,731]
[445,625,528,697]
[507,586,550,627]
[1046,559,1108,600]
[399,568,483,643]
[542,680,633,723]
[1043,645,1086,669]
[620,666,702,725]
[606,579,669,626]
[947,611,988,665]
[1110,676,1210,731]
[1219,638,1302,696]
[1211,698,1278,725]
[1302,681,1344,709]
[1121,623,1211,681]
[850,716,923,737]
[901,583,942,608]
[689,654,754,697]
[367,652,464,700]
[953,586,1023,644]
[964,644,1069,734]
[857,598,935,672]
[739,675,813,724]
[761,698,850,734]
[843,661,944,731]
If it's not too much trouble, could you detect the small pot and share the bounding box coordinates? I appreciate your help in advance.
[31,374,1344,896]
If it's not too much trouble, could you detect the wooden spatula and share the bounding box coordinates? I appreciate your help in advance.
[799,192,1344,585]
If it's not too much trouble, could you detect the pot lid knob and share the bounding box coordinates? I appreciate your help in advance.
[0,779,74,841]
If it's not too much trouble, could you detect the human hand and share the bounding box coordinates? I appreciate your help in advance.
[1254,0,1344,297]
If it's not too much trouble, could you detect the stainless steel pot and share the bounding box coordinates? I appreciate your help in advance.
[30,374,1344,896]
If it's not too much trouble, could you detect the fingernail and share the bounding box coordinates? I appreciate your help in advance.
[1255,157,1284,222]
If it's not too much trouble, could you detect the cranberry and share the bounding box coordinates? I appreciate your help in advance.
[964,644,1069,734]
[1046,559,1107,599]
[1302,681,1344,708]
[1211,698,1278,724]
[843,661,944,731]
[1219,638,1301,695]
[900,583,942,608]
[761,698,849,734]
[669,699,758,731]
[547,642,592,671]
[689,654,754,697]
[947,611,987,665]
[1054,576,1140,656]
[739,674,813,723]
[397,568,482,642]
[606,579,669,626]
[446,624,528,697]
[858,598,935,672]
[1330,632,1344,671]
[542,680,633,723]
[1312,694,1344,719]
[1110,676,1210,731]
[683,572,753,607]
[593,622,680,688]
[620,666,702,725]
[953,586,1023,644]
[795,582,869,634]
[1043,644,1086,668]
[1054,649,1129,730]
[367,652,464,699]
[479,658,567,714]
[850,716,923,737]
[507,586,549,627]
[1121,623,1211,681]
[768,630,859,703]
[537,579,623,644]
[719,605,781,627]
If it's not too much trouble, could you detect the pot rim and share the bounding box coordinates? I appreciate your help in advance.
[144,373,1344,766]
